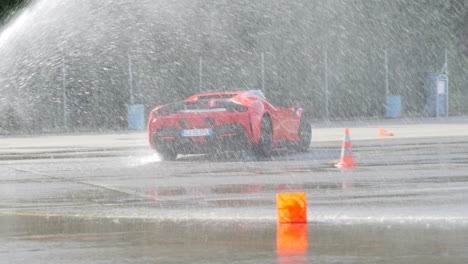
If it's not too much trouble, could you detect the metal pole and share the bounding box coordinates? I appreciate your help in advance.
[436,74,440,118]
[62,56,68,130]
[446,75,449,117]
[445,49,449,117]
[261,52,265,91]
[199,56,203,92]
[384,49,389,96]
[445,48,448,74]
[324,51,329,120]
[128,52,134,105]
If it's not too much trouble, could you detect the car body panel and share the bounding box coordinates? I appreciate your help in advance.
[148,91,308,158]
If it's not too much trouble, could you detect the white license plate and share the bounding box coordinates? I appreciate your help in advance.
[181,129,212,137]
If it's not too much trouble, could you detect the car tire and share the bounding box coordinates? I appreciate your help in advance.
[157,147,177,161]
[253,115,273,158]
[154,136,178,160]
[294,116,311,152]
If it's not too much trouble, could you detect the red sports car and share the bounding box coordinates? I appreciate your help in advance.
[147,90,311,160]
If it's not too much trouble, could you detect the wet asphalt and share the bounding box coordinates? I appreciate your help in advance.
[1,122,468,263]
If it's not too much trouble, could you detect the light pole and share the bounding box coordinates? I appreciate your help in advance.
[199,56,203,92]
[444,49,449,117]
[261,52,265,91]
[62,55,68,130]
[324,51,329,121]
[128,52,134,105]
[384,49,389,96]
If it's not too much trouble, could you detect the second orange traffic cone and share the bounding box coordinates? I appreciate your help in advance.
[335,128,358,168]
[379,128,388,136]
[379,128,394,136]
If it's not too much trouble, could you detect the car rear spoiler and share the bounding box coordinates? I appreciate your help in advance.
[153,100,247,116]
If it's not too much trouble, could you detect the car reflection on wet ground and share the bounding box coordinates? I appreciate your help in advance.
[1,125,468,263]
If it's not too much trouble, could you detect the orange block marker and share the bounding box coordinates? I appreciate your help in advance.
[276,193,307,223]
[335,128,358,168]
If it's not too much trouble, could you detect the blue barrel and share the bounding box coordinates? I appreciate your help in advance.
[386,96,402,118]
[127,104,145,130]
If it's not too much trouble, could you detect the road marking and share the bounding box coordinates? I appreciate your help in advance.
[17,235,467,251]
[1,211,468,221]
[316,216,468,220]
[367,147,431,156]
[390,168,468,171]
[367,142,468,157]
[0,211,273,220]
[9,167,152,199]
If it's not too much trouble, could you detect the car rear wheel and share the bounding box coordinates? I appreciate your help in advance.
[294,117,311,152]
[253,116,272,158]
[154,136,178,160]
[157,147,177,161]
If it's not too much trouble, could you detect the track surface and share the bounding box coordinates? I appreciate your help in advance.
[1,118,468,263]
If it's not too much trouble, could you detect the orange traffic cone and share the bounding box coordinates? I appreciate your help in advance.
[379,128,394,136]
[335,128,358,168]
[379,128,387,136]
